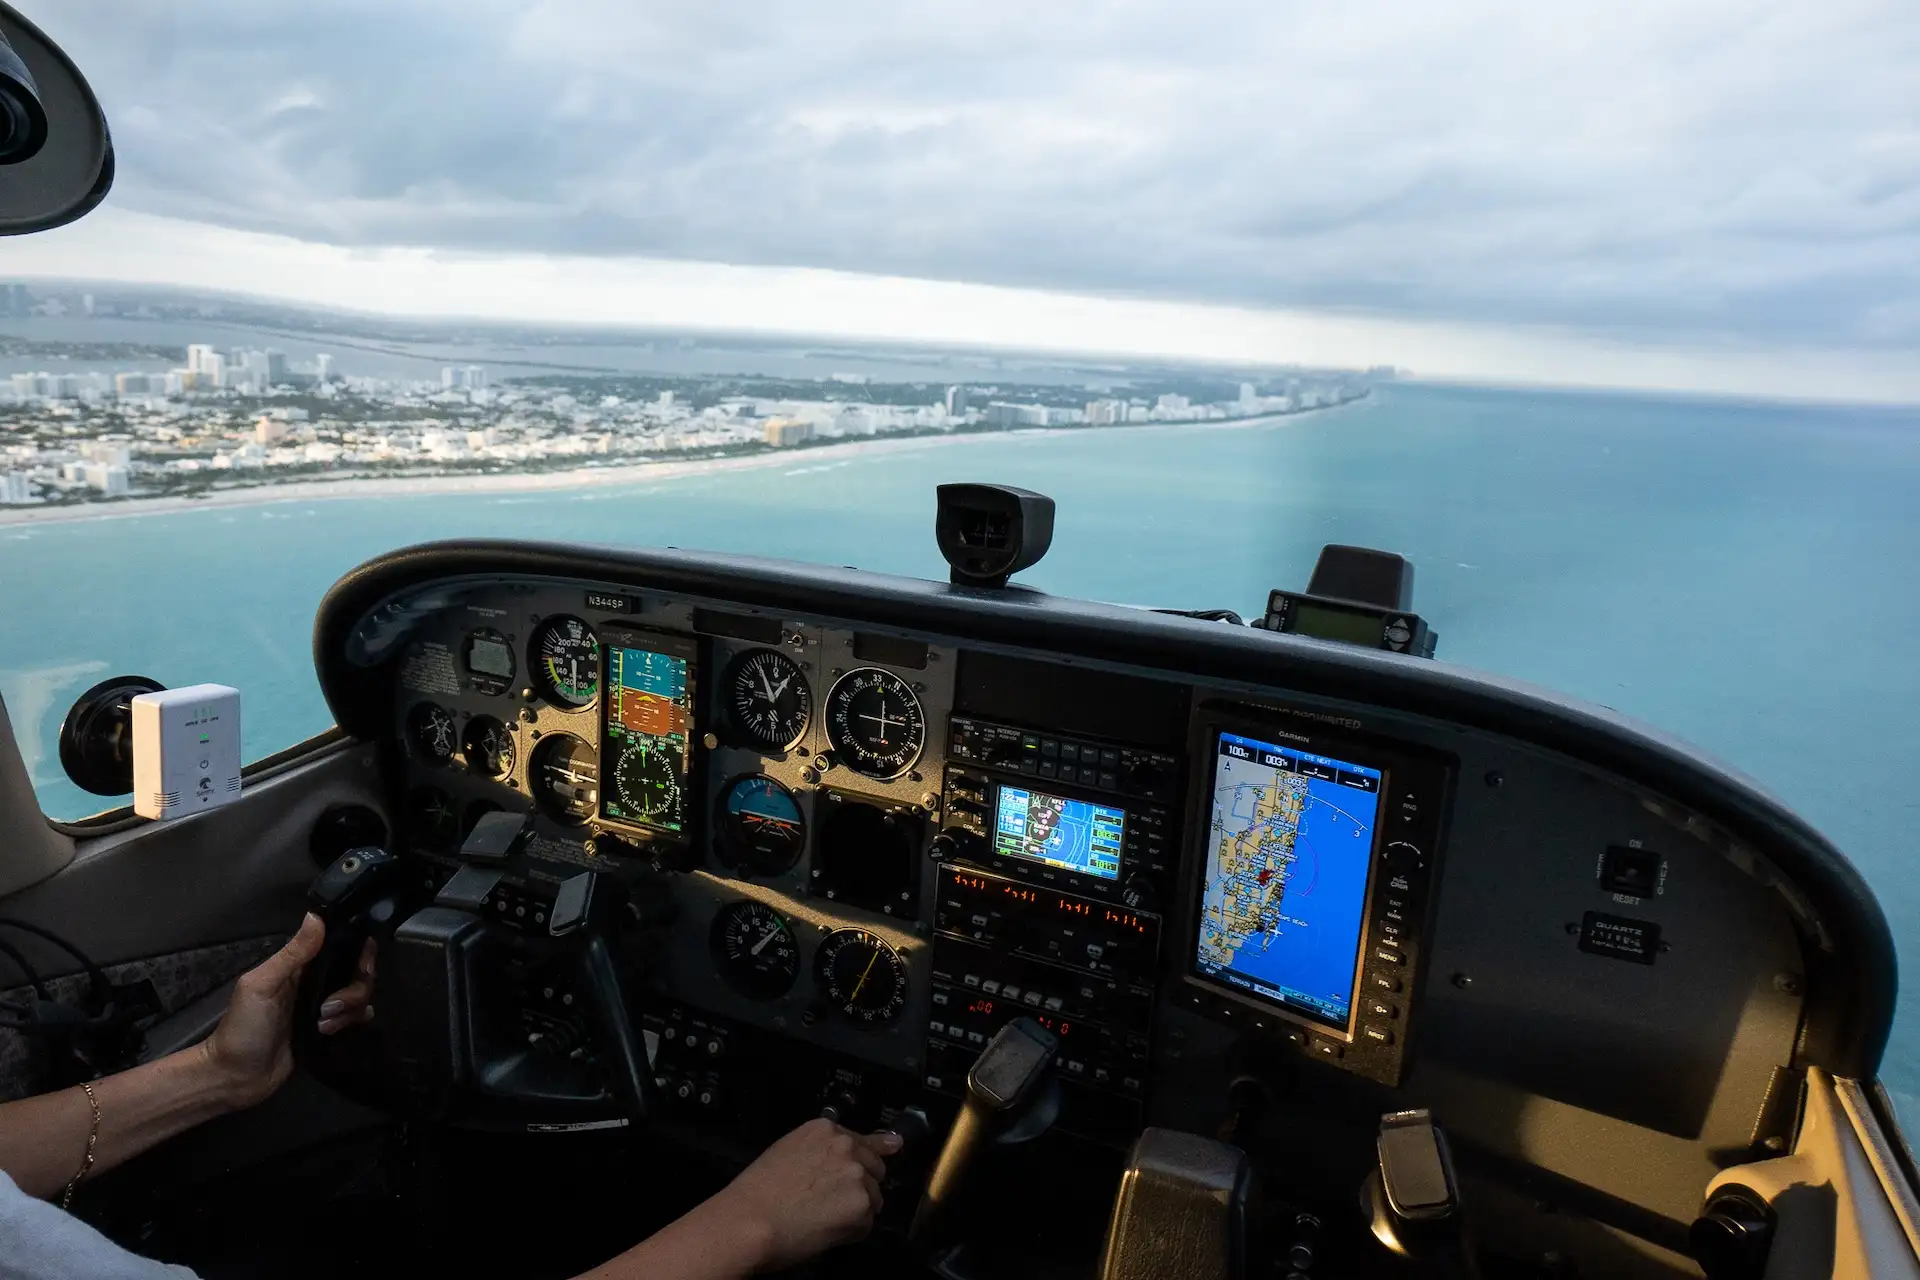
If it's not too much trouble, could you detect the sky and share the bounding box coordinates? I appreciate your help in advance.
[8,0,1919,401]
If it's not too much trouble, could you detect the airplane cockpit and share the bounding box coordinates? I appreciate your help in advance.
[3,481,1913,1279]
[2,7,1917,1278]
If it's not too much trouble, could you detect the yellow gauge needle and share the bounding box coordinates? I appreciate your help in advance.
[849,944,883,1003]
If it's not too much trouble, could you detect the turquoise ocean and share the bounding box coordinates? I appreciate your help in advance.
[4,381,1919,1094]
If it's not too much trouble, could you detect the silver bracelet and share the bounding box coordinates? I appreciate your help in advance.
[59,1080,99,1210]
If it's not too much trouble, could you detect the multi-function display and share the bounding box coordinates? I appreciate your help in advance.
[1193,731,1383,1030]
[991,784,1125,882]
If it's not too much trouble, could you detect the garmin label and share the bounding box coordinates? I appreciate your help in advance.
[1578,911,1660,964]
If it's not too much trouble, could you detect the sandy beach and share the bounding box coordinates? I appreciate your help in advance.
[0,404,1353,529]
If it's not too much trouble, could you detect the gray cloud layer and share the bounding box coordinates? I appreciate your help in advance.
[33,0,1920,351]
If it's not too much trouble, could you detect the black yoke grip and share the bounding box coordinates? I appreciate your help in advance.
[292,847,404,1066]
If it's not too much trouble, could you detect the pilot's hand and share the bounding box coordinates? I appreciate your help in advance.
[714,1117,902,1271]
[200,912,327,1109]
[199,914,376,1110]
[317,937,377,1036]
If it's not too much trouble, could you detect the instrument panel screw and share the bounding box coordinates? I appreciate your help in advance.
[1775,973,1803,996]
[1451,972,1473,989]
[1764,1135,1786,1151]
[702,732,720,751]
[1484,770,1504,788]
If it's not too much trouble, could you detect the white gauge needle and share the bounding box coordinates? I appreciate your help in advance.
[750,925,782,956]
[758,667,777,701]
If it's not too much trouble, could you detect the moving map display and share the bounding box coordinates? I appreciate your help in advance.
[992,784,1124,881]
[600,635,696,834]
[1194,730,1382,1029]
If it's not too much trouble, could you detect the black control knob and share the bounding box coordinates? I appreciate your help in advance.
[1691,1188,1775,1280]
[1124,760,1170,797]
[820,1087,863,1126]
[1120,874,1158,913]
[929,828,984,863]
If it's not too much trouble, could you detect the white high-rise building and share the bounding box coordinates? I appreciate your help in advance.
[315,354,333,381]
[1,471,32,504]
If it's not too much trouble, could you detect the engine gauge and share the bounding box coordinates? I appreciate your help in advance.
[716,775,806,875]
[612,741,682,824]
[815,929,908,1024]
[530,733,598,824]
[710,900,801,999]
[723,648,811,751]
[531,616,600,708]
[462,714,516,779]
[407,702,458,766]
[824,668,925,779]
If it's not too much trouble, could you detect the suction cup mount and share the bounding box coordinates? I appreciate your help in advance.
[58,675,163,796]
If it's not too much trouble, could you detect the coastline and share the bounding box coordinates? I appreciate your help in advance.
[0,399,1362,529]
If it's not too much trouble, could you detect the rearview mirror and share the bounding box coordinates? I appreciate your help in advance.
[0,1,112,235]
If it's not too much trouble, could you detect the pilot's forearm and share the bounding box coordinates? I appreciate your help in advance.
[0,1042,242,1199]
[576,1195,773,1280]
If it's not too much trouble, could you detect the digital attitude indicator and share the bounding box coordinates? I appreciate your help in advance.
[599,633,697,836]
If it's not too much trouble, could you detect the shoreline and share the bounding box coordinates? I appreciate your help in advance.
[0,399,1362,529]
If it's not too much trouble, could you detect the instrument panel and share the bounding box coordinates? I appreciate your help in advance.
[335,547,1845,1248]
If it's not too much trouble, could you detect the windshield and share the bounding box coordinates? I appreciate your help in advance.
[2,4,1917,1107]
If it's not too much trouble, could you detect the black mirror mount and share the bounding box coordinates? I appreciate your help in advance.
[0,2,113,236]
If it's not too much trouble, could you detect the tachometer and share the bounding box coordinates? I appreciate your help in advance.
[407,702,458,766]
[824,668,925,779]
[462,714,516,779]
[716,775,806,875]
[723,648,811,751]
[710,900,801,999]
[815,929,908,1024]
[531,615,600,708]
[530,733,598,824]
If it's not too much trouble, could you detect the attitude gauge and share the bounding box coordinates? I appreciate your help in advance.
[723,648,811,751]
[716,775,807,875]
[823,668,925,779]
[710,900,801,999]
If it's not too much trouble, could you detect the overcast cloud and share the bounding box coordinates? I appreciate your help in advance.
[15,0,1920,387]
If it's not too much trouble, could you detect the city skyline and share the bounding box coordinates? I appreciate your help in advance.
[8,2,1917,405]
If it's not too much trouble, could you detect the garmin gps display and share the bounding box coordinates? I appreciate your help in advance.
[600,633,697,835]
[992,784,1124,881]
[1193,730,1382,1029]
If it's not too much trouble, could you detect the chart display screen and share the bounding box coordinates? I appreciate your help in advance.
[599,634,696,834]
[992,784,1124,881]
[1193,730,1383,1029]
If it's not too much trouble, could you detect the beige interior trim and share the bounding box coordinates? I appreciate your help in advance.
[1837,1077,1920,1258]
[1705,1068,1920,1280]
[0,692,75,899]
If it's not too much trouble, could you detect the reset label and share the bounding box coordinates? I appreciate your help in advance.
[1578,911,1660,964]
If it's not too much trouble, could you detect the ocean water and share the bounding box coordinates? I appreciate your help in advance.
[4,381,1919,1092]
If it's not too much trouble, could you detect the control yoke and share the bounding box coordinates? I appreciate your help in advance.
[910,1017,1061,1267]
[297,846,653,1126]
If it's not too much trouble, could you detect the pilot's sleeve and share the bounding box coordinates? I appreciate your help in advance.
[0,1170,197,1279]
